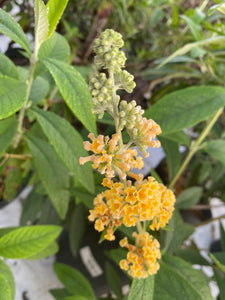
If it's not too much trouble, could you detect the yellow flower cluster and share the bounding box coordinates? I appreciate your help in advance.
[88,177,175,241]
[120,232,161,278]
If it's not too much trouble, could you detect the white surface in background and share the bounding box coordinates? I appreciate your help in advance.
[0,188,62,300]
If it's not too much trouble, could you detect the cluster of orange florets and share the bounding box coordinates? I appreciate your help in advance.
[87,176,175,241]
[79,29,176,279]
[120,232,161,278]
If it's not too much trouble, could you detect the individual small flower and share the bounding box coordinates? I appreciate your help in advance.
[119,232,161,278]
[79,133,144,180]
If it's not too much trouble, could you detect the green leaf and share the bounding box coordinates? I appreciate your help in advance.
[30,75,49,106]
[46,0,69,38]
[50,288,71,300]
[220,222,225,252]
[0,76,26,120]
[0,52,19,79]
[20,185,45,226]
[26,135,70,219]
[0,8,31,54]
[160,210,194,254]
[214,268,225,300]
[157,36,225,69]
[34,0,49,55]
[204,140,225,166]
[26,241,58,260]
[0,259,15,300]
[210,253,225,273]
[145,86,225,135]
[0,225,62,259]
[128,276,154,300]
[30,108,94,193]
[0,116,18,156]
[41,58,96,133]
[54,263,95,300]
[159,137,181,181]
[153,255,213,300]
[3,167,22,202]
[105,262,122,299]
[176,187,203,209]
[163,131,191,147]
[38,32,70,61]
[181,15,203,41]
[63,297,88,300]
[69,203,85,257]
[175,249,209,265]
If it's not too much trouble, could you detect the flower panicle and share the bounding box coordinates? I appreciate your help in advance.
[79,29,176,279]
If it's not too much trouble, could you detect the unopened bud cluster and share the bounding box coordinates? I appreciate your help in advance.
[119,100,144,131]
[93,29,126,72]
[80,29,175,279]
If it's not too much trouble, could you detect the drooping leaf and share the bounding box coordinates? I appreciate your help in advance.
[128,276,154,300]
[54,263,95,300]
[69,203,85,257]
[0,259,15,300]
[159,137,181,181]
[160,210,194,254]
[46,0,69,39]
[34,0,49,55]
[204,140,225,166]
[105,262,122,299]
[0,76,26,120]
[0,225,62,259]
[0,52,19,79]
[38,32,70,61]
[0,8,31,54]
[145,86,225,135]
[0,116,18,156]
[20,186,45,226]
[153,255,213,300]
[41,58,96,133]
[176,187,203,209]
[30,108,94,193]
[26,135,70,219]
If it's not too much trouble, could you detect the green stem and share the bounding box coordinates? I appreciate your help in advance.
[109,71,123,148]
[13,59,36,148]
[136,220,144,233]
[169,108,223,189]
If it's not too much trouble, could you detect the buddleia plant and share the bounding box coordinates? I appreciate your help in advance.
[80,29,176,279]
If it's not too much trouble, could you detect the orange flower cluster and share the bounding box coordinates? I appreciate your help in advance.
[88,176,175,241]
[79,133,143,180]
[80,29,176,279]
[120,232,161,278]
